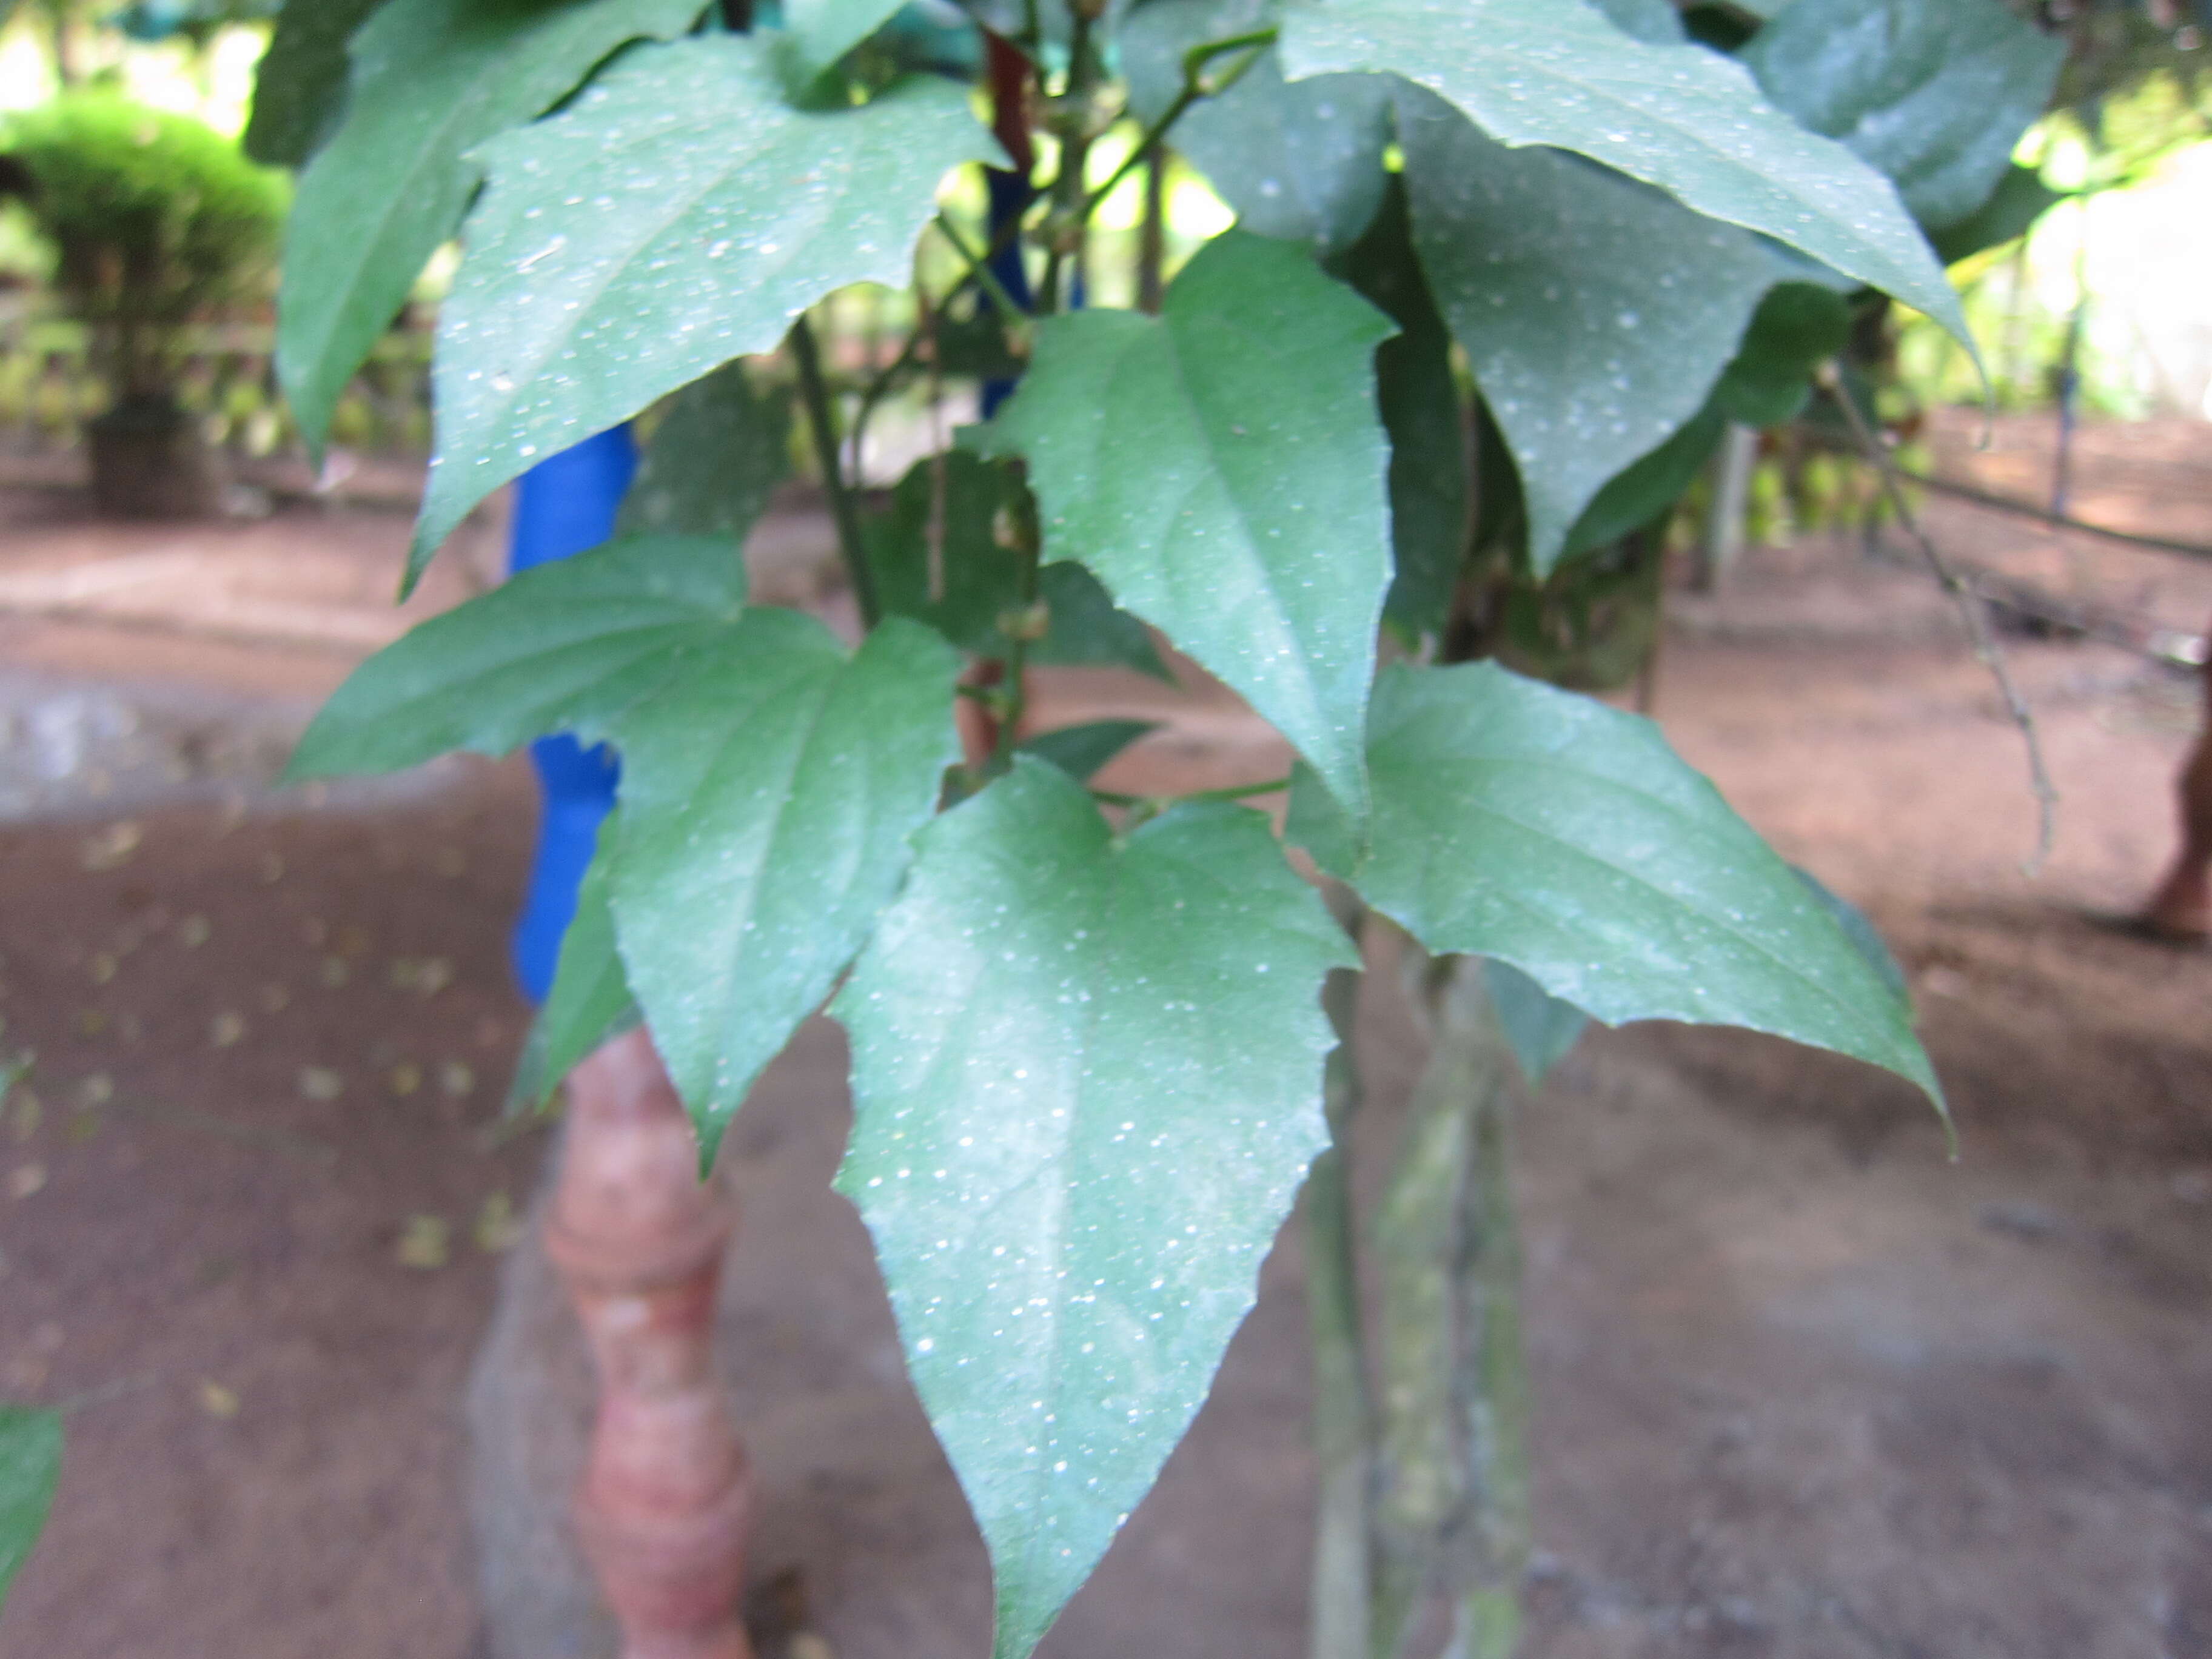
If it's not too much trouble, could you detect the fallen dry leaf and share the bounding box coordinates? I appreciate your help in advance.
[298,1067,343,1102]
[177,915,212,949]
[387,1062,423,1098]
[474,1191,523,1253]
[79,1073,113,1107]
[81,820,142,872]
[439,1061,476,1099]
[396,1215,450,1270]
[197,1381,240,1419]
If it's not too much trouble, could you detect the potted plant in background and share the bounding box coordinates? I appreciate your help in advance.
[0,89,284,517]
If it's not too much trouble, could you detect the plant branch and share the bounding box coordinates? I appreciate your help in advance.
[1090,775,1293,809]
[934,210,1028,321]
[1081,28,1277,222]
[1817,366,2058,870]
[789,312,879,630]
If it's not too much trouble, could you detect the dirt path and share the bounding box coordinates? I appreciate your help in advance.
[0,436,2208,1658]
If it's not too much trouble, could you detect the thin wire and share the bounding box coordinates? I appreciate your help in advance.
[1818,366,2060,871]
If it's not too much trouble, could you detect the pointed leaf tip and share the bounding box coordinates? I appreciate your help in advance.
[980,230,1395,825]
[834,758,1354,1658]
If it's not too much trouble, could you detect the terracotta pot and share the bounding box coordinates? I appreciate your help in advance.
[85,397,223,519]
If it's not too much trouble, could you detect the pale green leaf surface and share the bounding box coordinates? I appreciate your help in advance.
[609,616,958,1152]
[1396,86,1776,572]
[833,759,1354,1659]
[287,534,746,779]
[1792,865,1913,1011]
[1740,0,2065,231]
[243,0,387,167]
[1289,663,1940,1102]
[1333,177,1467,639]
[412,33,999,586]
[509,829,641,1114]
[0,1406,60,1611]
[979,231,1394,819]
[866,453,1171,677]
[277,0,709,452]
[1278,0,1971,349]
[617,361,791,541]
[1122,0,1389,255]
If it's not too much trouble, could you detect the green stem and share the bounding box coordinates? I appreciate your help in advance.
[934,210,1029,321]
[1088,775,1293,809]
[1081,28,1278,222]
[984,496,1044,779]
[1443,972,1532,1659]
[1368,954,1522,1659]
[1039,7,1105,315]
[789,313,879,630]
[1308,913,1372,1659]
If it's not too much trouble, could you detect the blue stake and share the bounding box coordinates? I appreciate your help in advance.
[507,426,636,1003]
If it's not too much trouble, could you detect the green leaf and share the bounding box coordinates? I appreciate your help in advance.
[1929,164,2065,266]
[608,615,958,1155]
[1122,0,1390,256]
[979,230,1394,820]
[1278,0,1973,355]
[1561,407,1725,558]
[287,534,748,780]
[866,452,1171,678]
[508,826,641,1114]
[1289,662,1941,1104]
[411,33,998,589]
[276,0,710,454]
[1395,85,1778,574]
[1033,566,1173,680]
[1560,281,1849,557]
[1018,719,1160,783]
[1791,865,1913,1012]
[243,0,387,167]
[1740,0,2065,232]
[1711,281,1852,427]
[785,0,906,82]
[832,758,1354,1659]
[0,1406,61,1612]
[1481,957,1587,1085]
[1333,177,1467,643]
[617,361,791,541]
[1586,0,1683,44]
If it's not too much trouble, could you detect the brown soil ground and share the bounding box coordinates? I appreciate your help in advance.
[0,414,2209,1659]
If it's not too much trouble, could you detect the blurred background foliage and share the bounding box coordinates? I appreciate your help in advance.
[0,0,2202,558]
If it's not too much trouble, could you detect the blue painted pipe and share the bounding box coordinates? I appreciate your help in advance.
[508,425,637,1003]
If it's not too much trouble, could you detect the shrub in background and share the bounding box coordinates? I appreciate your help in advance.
[1,89,285,512]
